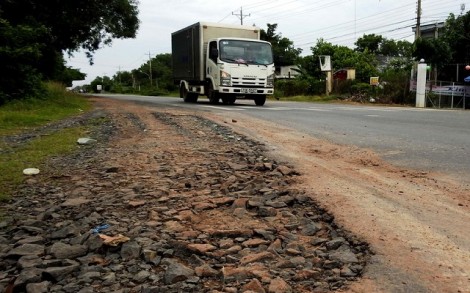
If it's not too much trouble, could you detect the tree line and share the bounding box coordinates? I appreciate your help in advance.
[84,53,174,96]
[0,0,139,104]
[1,1,469,104]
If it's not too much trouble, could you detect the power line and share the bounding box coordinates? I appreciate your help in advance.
[216,0,460,44]
[287,0,460,49]
[289,2,416,40]
[217,12,233,23]
[296,18,416,47]
[243,0,276,10]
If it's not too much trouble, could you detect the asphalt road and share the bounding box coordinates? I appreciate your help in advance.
[97,94,470,184]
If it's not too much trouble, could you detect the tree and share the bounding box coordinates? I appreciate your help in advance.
[306,39,378,82]
[0,18,47,103]
[56,67,86,87]
[413,37,451,69]
[0,0,139,102]
[441,11,470,64]
[2,0,139,62]
[299,39,336,80]
[394,40,414,58]
[113,71,134,88]
[355,34,384,54]
[151,53,175,91]
[356,34,413,57]
[127,53,175,92]
[260,23,302,67]
[90,76,112,93]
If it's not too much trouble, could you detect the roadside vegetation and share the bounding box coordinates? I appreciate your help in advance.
[1,0,137,201]
[0,83,91,201]
[0,83,91,135]
[272,94,339,103]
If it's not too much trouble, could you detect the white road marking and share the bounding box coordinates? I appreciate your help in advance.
[201,105,245,111]
[236,106,265,110]
[195,104,460,113]
[304,107,332,112]
[267,107,298,111]
[334,106,397,112]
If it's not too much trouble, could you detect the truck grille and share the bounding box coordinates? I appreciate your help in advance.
[232,77,266,87]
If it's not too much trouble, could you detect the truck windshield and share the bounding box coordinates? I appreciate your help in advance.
[219,40,273,65]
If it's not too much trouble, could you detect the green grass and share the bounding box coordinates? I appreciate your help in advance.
[0,82,93,201]
[0,127,87,200]
[0,82,91,136]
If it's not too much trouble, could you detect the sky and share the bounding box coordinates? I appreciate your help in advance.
[67,0,467,87]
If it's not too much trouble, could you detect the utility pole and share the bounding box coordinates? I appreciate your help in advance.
[415,0,421,40]
[148,51,153,87]
[118,66,121,86]
[232,7,250,25]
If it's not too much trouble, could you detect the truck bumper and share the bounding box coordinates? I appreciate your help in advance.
[219,87,274,95]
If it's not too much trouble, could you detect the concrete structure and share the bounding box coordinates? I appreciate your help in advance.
[412,22,445,40]
[276,65,300,79]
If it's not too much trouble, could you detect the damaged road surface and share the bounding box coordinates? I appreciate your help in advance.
[0,98,369,292]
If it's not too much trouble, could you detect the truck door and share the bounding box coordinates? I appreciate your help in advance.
[206,41,219,88]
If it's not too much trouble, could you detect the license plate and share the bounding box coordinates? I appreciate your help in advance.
[240,88,257,94]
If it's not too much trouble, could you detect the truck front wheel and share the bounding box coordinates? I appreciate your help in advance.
[221,95,236,105]
[206,82,219,104]
[180,84,198,103]
[254,95,266,106]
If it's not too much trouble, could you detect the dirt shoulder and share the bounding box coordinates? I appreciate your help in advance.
[0,97,369,292]
[206,109,470,292]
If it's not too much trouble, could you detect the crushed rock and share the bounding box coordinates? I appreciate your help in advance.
[0,100,371,292]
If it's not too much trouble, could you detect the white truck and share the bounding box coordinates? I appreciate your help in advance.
[172,22,275,106]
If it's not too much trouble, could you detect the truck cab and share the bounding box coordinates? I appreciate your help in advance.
[205,38,274,106]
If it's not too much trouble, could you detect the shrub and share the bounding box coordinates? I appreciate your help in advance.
[275,78,325,97]
[380,71,413,104]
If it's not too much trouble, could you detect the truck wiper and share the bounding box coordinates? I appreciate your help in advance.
[223,58,249,66]
[248,61,267,67]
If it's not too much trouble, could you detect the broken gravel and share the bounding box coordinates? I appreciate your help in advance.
[0,103,370,293]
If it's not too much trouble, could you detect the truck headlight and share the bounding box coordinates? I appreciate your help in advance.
[267,74,274,87]
[220,71,231,86]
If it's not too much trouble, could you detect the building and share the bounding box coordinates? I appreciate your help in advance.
[333,68,356,80]
[412,22,445,40]
[276,65,300,79]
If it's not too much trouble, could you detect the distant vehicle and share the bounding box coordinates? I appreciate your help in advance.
[172,22,275,106]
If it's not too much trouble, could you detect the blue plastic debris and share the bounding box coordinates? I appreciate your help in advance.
[91,224,110,234]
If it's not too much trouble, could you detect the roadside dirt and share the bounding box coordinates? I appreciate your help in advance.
[1,97,369,292]
[205,107,470,293]
[4,96,469,292]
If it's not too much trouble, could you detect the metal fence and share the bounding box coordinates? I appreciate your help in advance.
[410,80,470,109]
